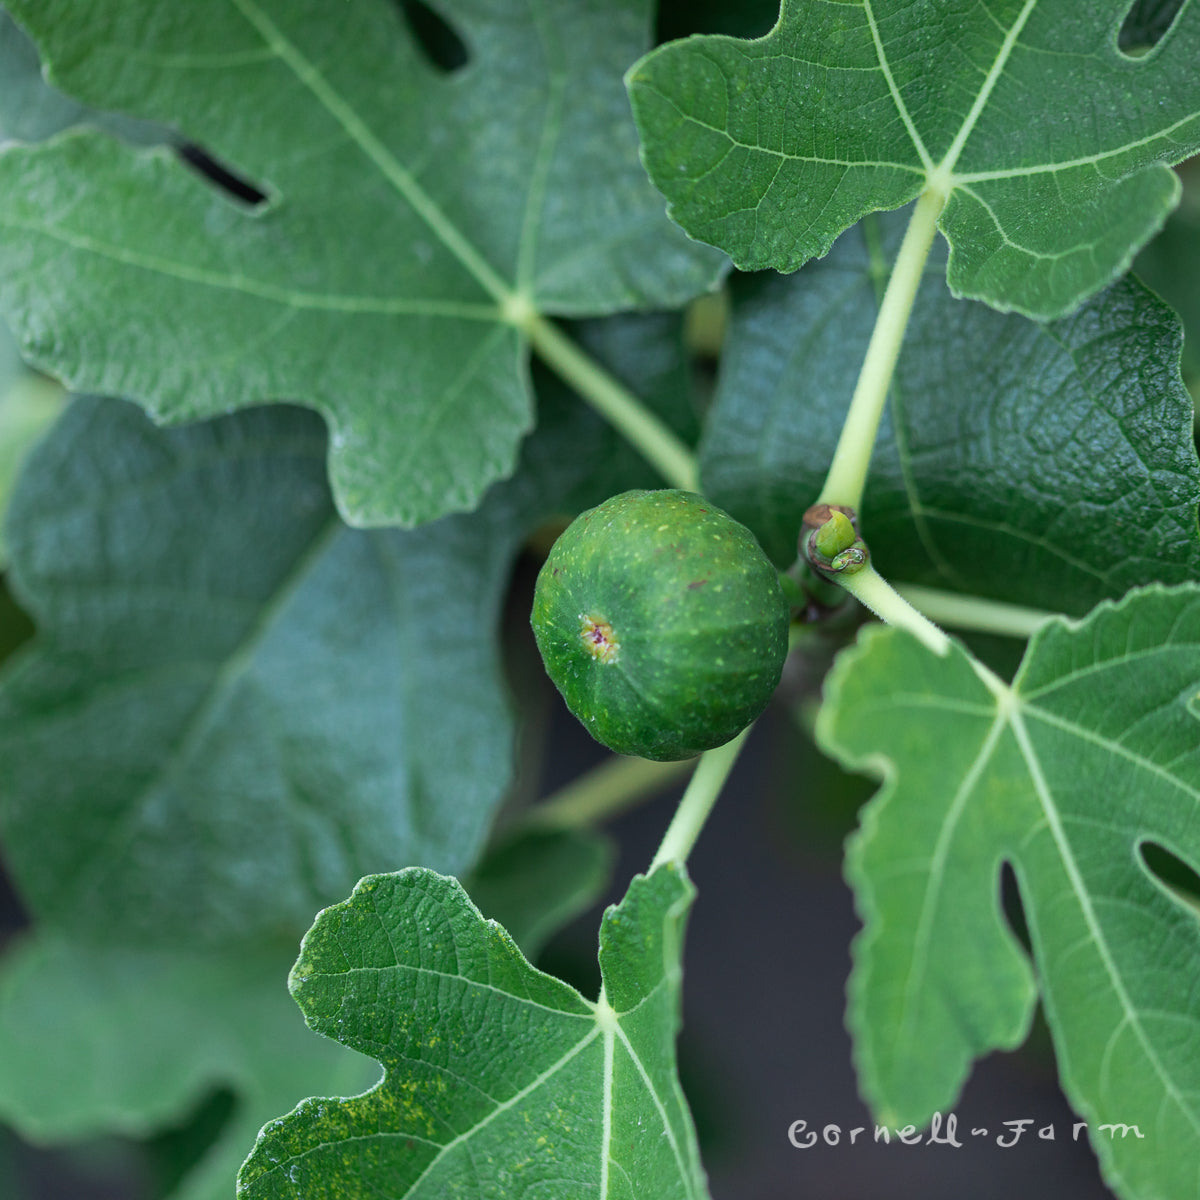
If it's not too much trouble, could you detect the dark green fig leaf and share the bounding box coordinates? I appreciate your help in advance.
[531,489,788,761]
[0,307,698,947]
[0,933,378,1200]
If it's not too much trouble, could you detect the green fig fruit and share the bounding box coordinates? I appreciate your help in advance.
[531,489,790,761]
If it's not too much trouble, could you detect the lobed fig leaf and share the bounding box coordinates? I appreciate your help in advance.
[0,0,724,528]
[531,489,789,761]
[628,0,1200,319]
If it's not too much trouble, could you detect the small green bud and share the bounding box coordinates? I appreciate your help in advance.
[814,511,857,559]
[830,542,869,574]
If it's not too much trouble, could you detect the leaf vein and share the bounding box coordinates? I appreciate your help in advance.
[613,1023,697,1199]
[322,962,594,1020]
[0,215,501,319]
[953,111,1200,183]
[1010,707,1200,1139]
[891,709,1008,1058]
[935,0,1040,177]
[861,0,934,171]
[45,515,343,920]
[1020,704,1200,807]
[225,0,513,304]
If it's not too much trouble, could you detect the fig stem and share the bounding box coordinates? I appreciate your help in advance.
[651,725,752,868]
[894,584,1060,639]
[522,755,695,831]
[524,313,701,492]
[815,187,945,512]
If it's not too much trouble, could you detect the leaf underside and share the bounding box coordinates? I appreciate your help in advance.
[0,401,518,944]
[629,0,1200,317]
[238,866,708,1200]
[0,0,723,527]
[819,584,1200,1200]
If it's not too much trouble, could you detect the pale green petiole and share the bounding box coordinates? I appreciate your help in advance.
[522,310,700,493]
[837,564,952,656]
[841,569,1032,707]
[523,754,695,832]
[895,584,1059,639]
[817,188,945,511]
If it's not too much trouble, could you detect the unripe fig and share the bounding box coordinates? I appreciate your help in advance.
[531,489,790,761]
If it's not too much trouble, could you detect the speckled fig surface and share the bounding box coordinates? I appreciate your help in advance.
[531,489,790,760]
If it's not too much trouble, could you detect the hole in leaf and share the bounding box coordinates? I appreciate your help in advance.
[394,0,469,73]
[1139,840,1200,910]
[177,143,268,209]
[999,861,1032,954]
[1118,0,1185,55]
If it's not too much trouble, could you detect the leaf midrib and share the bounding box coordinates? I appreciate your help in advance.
[861,0,934,172]
[516,0,567,293]
[612,1021,699,1198]
[888,708,1009,1061]
[870,0,1191,189]
[282,981,695,1197]
[324,961,593,1021]
[926,0,1040,181]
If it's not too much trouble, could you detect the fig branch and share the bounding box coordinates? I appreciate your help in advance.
[802,192,1058,656]
[802,505,950,655]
